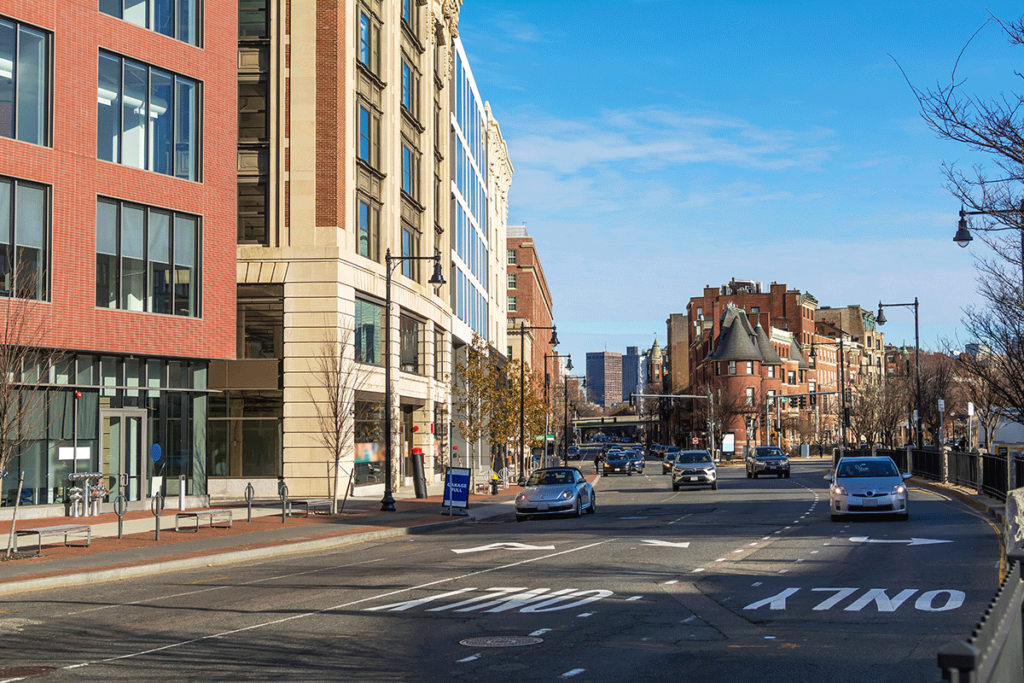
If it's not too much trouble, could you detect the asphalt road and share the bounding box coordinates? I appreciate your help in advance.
[0,459,1001,682]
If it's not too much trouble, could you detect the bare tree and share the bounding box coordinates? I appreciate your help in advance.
[305,325,366,514]
[954,348,1010,449]
[451,334,493,472]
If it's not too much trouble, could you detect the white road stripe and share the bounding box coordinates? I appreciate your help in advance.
[627,596,643,601]
[458,654,480,663]
[530,629,551,636]
[561,669,586,678]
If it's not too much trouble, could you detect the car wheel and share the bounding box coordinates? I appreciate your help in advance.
[588,493,596,514]
[672,482,679,491]
[752,472,758,479]
[711,480,718,491]
[575,497,583,517]
[784,472,790,479]
[746,470,752,479]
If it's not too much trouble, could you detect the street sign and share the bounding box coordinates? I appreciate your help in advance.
[938,399,946,413]
[150,443,162,462]
[692,437,699,445]
[968,402,975,416]
[443,467,471,509]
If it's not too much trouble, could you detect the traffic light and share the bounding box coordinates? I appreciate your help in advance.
[629,393,635,407]
[798,396,806,409]
[809,393,817,406]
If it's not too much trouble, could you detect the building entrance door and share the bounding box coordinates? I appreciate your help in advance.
[99,409,148,511]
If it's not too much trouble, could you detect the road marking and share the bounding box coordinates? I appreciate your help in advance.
[641,540,691,548]
[626,596,643,601]
[746,587,967,612]
[619,516,648,520]
[748,542,758,546]
[458,654,480,663]
[530,629,551,636]
[664,580,678,585]
[752,582,762,587]
[715,558,726,562]
[561,669,586,678]
[452,542,556,554]
[692,568,706,573]
[577,612,595,618]
[848,537,952,547]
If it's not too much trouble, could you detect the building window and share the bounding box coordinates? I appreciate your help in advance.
[745,387,754,406]
[745,361,753,375]
[238,179,267,244]
[357,198,380,261]
[401,143,419,199]
[357,8,380,76]
[96,197,200,316]
[401,59,419,117]
[434,328,445,381]
[728,361,736,375]
[354,298,384,366]
[507,273,516,289]
[507,345,513,360]
[767,365,775,379]
[401,0,418,35]
[358,103,380,168]
[0,18,51,147]
[787,370,796,385]
[507,248,516,265]
[100,0,201,45]
[507,295,517,312]
[401,226,419,280]
[239,81,268,141]
[98,51,201,181]
[400,314,421,374]
[0,176,49,300]
[238,0,268,38]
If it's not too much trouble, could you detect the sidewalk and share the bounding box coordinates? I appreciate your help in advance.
[0,482,524,597]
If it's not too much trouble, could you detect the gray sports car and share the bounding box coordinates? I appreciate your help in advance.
[515,467,595,522]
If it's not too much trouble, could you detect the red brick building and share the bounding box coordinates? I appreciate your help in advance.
[0,1,236,512]
[507,225,558,380]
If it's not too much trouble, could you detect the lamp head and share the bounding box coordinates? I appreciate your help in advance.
[566,357,573,371]
[428,254,446,285]
[549,327,559,346]
[876,303,887,326]
[953,210,973,248]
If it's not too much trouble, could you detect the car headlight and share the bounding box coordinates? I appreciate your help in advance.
[891,484,907,495]
[516,493,525,503]
[832,485,848,496]
[559,489,573,500]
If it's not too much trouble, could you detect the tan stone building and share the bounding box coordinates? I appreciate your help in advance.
[213,0,462,501]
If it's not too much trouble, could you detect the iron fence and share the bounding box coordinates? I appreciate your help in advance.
[948,451,980,490]
[911,449,943,481]
[981,452,1008,502]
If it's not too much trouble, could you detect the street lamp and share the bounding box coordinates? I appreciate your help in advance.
[509,322,558,486]
[380,248,445,512]
[812,320,850,451]
[876,298,922,450]
[544,353,572,468]
[954,206,1024,292]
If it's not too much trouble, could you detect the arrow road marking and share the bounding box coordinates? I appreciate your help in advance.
[452,542,556,554]
[848,536,952,547]
[641,540,691,548]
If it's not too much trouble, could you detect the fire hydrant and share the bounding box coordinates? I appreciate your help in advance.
[490,473,499,496]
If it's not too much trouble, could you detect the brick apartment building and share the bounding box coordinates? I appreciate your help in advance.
[507,224,558,381]
[0,1,237,512]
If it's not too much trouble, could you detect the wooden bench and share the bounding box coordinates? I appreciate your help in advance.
[175,509,233,533]
[14,524,91,555]
[288,498,333,517]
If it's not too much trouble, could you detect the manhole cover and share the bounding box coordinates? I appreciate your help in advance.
[459,636,543,648]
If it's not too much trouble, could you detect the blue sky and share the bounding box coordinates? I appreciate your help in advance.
[458,1,1024,367]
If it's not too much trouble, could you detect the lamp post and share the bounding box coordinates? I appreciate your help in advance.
[509,322,558,486]
[380,248,445,512]
[954,203,1024,292]
[876,299,922,450]
[544,353,572,468]
[812,320,850,451]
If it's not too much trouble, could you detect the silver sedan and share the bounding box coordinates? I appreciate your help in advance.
[826,456,910,521]
[515,467,595,522]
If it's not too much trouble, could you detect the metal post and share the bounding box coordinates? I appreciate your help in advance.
[776,397,781,448]
[519,322,526,486]
[245,482,254,523]
[913,298,922,451]
[151,492,164,541]
[382,250,397,511]
[280,481,289,523]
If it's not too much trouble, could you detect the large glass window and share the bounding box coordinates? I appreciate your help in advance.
[357,8,380,76]
[357,103,379,168]
[98,52,201,181]
[357,198,379,261]
[0,176,48,300]
[238,81,267,141]
[239,0,268,38]
[400,314,421,374]
[355,298,383,366]
[100,0,201,46]
[401,226,419,280]
[96,197,200,317]
[238,179,267,244]
[401,60,418,115]
[401,143,419,199]
[0,18,51,146]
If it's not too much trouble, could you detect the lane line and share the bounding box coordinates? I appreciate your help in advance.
[561,669,586,678]
[458,654,480,663]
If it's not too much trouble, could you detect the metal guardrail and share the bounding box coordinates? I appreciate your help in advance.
[948,451,980,490]
[937,489,1024,682]
[981,453,1008,502]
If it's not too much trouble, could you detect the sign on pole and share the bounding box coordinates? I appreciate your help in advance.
[938,399,946,413]
[968,402,975,417]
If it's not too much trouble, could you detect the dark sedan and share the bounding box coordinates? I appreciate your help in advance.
[602,453,633,476]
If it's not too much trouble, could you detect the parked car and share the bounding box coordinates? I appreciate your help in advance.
[626,451,645,473]
[746,446,791,479]
[671,450,718,491]
[825,456,910,521]
[515,467,595,521]
[661,451,680,474]
[602,453,632,476]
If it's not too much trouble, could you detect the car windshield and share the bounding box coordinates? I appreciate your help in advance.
[837,460,899,478]
[755,447,785,459]
[676,451,712,464]
[527,470,576,487]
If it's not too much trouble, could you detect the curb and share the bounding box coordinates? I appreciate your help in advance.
[0,516,470,598]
